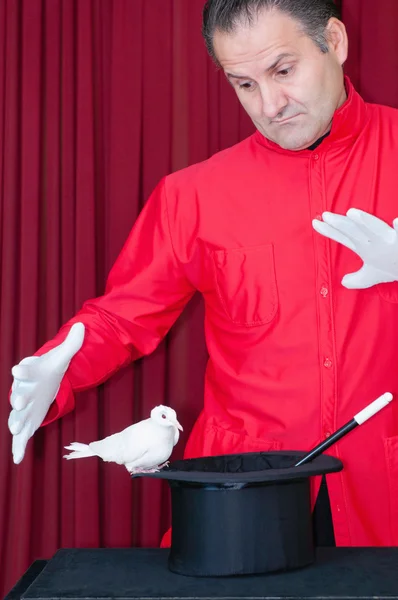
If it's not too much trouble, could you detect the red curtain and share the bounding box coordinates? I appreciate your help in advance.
[342,0,398,107]
[0,0,397,596]
[0,1,253,595]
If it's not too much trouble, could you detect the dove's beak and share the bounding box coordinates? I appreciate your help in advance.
[174,420,183,431]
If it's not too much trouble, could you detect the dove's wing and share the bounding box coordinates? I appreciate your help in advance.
[89,418,154,464]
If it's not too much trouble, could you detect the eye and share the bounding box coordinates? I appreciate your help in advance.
[276,66,293,78]
[162,413,166,419]
[238,81,255,91]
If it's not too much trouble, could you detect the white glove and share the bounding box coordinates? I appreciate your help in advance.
[312,208,398,289]
[8,322,85,464]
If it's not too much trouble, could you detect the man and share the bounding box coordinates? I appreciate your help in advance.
[8,0,398,548]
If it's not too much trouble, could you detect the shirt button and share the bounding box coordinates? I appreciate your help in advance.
[324,431,331,438]
[324,358,333,368]
[320,286,329,297]
[315,213,322,220]
[313,154,319,160]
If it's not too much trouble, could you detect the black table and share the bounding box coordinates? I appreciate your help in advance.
[6,548,398,600]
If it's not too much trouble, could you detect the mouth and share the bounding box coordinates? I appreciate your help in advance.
[174,420,183,431]
[273,115,299,125]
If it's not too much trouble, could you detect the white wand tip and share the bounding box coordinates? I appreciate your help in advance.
[354,392,393,426]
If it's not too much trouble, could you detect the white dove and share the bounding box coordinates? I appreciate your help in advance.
[63,405,183,474]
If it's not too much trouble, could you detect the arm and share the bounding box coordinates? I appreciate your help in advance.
[40,177,195,418]
[9,177,196,461]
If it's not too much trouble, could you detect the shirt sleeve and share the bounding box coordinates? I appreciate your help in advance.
[36,176,196,425]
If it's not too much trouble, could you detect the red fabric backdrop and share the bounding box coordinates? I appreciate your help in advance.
[0,0,397,596]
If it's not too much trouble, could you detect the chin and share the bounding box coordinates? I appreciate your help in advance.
[273,124,324,151]
[260,124,318,151]
[276,140,307,151]
[278,134,318,151]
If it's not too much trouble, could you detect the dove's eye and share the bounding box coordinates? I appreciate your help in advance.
[162,414,166,419]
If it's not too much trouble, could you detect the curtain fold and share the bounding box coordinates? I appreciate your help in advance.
[342,0,398,107]
[0,1,248,595]
[0,0,397,596]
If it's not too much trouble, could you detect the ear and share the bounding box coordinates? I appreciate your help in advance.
[326,18,348,66]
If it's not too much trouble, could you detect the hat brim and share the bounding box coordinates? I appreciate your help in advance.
[132,451,343,484]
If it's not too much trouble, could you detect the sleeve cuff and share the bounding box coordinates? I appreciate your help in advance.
[41,374,76,426]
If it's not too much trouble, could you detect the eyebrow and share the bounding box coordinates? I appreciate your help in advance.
[226,53,295,80]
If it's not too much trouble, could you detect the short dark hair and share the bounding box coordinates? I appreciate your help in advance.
[202,0,342,65]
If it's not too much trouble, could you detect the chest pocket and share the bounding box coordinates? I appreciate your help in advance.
[212,244,278,327]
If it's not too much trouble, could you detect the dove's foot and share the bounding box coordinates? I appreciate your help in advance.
[158,461,170,469]
[127,466,160,475]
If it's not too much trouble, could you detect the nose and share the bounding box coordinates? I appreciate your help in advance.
[259,82,288,120]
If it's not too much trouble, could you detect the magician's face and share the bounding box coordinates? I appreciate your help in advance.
[213,8,349,151]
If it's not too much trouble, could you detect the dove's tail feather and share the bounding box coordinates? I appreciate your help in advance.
[63,442,96,460]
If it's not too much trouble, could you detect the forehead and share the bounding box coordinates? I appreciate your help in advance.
[213,8,306,71]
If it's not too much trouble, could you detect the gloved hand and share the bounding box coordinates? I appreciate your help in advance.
[8,322,85,464]
[312,208,398,289]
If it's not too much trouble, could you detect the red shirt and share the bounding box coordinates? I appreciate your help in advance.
[38,77,398,546]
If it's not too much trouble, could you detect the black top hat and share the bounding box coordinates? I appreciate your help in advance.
[134,450,343,577]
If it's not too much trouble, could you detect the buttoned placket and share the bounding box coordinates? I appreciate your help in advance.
[309,150,351,545]
[309,151,336,437]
